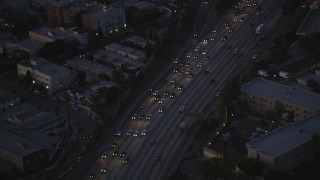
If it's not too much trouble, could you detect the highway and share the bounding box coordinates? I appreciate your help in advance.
[71,0,283,180]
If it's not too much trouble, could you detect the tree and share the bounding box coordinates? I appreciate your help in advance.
[307,79,320,93]
[197,158,234,179]
[25,70,33,86]
[13,13,39,39]
[98,73,111,81]
[112,69,125,86]
[238,158,264,177]
[77,70,86,86]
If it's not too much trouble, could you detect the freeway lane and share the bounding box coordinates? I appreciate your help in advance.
[72,1,282,180]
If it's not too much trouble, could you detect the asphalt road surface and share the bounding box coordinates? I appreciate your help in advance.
[71,1,282,180]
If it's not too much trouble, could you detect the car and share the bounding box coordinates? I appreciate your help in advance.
[193,55,198,59]
[193,119,201,124]
[116,130,123,137]
[111,142,117,148]
[158,98,164,104]
[179,106,186,112]
[228,29,233,33]
[173,58,179,64]
[186,53,192,58]
[179,62,185,67]
[189,73,194,78]
[222,36,227,41]
[170,93,175,98]
[139,114,145,119]
[123,158,129,164]
[83,134,92,139]
[198,63,203,68]
[140,104,146,109]
[185,63,190,67]
[202,50,208,55]
[146,115,152,120]
[204,70,210,75]
[239,17,244,22]
[215,91,222,97]
[178,71,183,76]
[205,56,210,60]
[203,38,208,42]
[141,129,148,136]
[131,114,137,120]
[204,0,208,4]
[127,129,133,136]
[89,173,95,179]
[150,139,156,145]
[153,90,159,96]
[233,48,239,54]
[148,87,154,92]
[177,85,183,90]
[170,79,176,83]
[113,151,119,156]
[101,167,107,173]
[159,107,164,113]
[133,130,139,137]
[154,155,161,161]
[173,83,178,88]
[193,33,198,38]
[120,152,126,157]
[101,151,108,159]
[253,54,259,59]
[210,37,215,41]
[155,95,160,101]
[77,156,83,162]
[212,29,217,33]
[163,90,169,96]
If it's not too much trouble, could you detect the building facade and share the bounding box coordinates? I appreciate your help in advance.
[17,58,71,94]
[247,112,320,171]
[82,5,126,36]
[0,131,49,173]
[241,78,320,121]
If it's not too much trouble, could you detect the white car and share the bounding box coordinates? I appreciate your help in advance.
[116,130,123,137]
[133,130,140,137]
[159,107,164,113]
[253,54,259,59]
[197,63,203,68]
[141,129,147,136]
[173,58,179,64]
[146,115,152,120]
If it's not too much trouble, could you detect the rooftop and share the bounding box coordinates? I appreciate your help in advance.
[247,112,320,157]
[297,9,320,36]
[18,57,70,77]
[241,78,320,111]
[0,130,44,157]
[0,88,19,104]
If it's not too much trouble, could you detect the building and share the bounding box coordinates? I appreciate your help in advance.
[94,49,145,73]
[0,130,49,173]
[105,43,146,62]
[17,57,71,94]
[0,88,20,112]
[241,78,320,121]
[6,39,44,56]
[247,112,320,171]
[82,4,126,36]
[29,26,88,45]
[66,57,114,79]
[43,0,85,25]
[122,36,156,49]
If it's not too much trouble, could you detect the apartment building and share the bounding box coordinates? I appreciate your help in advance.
[241,78,320,121]
[82,4,126,36]
[0,130,49,173]
[247,112,320,171]
[17,57,71,94]
[29,26,88,45]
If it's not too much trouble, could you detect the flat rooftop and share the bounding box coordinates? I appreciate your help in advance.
[247,112,320,157]
[0,88,19,104]
[241,78,320,111]
[0,130,43,157]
